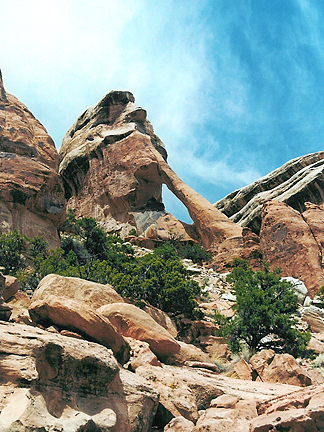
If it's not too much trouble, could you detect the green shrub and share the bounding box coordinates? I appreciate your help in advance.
[215,259,311,358]
[13,217,202,318]
[178,243,212,265]
[0,229,25,274]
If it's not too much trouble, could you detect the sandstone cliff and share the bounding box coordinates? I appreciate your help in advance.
[0,70,65,248]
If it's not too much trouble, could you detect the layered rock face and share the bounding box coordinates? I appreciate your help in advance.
[59,91,242,253]
[0,70,65,248]
[215,151,324,233]
[258,200,324,297]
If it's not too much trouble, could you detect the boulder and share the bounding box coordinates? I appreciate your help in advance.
[193,412,251,432]
[249,350,312,387]
[29,296,130,364]
[1,275,19,301]
[144,303,178,338]
[97,303,180,360]
[303,306,324,332]
[251,383,324,432]
[33,273,124,309]
[259,200,324,297]
[126,337,162,370]
[281,276,308,304]
[136,364,300,428]
[234,358,253,380]
[164,416,195,431]
[0,321,158,432]
[0,70,65,248]
[165,340,213,366]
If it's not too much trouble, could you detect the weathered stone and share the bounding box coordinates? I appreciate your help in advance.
[29,296,130,364]
[0,321,158,432]
[126,337,162,370]
[282,276,308,304]
[193,412,251,432]
[166,340,212,366]
[136,364,300,426]
[234,358,253,380]
[0,70,65,248]
[144,303,178,338]
[303,306,324,332]
[2,275,19,301]
[59,90,243,256]
[259,200,324,297]
[97,302,180,360]
[33,273,124,309]
[214,151,324,233]
[164,416,195,431]
[250,350,312,387]
[210,395,239,408]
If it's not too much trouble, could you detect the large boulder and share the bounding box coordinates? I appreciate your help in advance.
[1,275,19,301]
[29,296,130,364]
[249,350,312,387]
[97,302,180,360]
[0,70,65,248]
[33,273,124,309]
[0,321,158,432]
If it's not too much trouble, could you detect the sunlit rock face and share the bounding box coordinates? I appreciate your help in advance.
[0,70,65,248]
[59,90,242,255]
[59,90,169,236]
[215,151,324,233]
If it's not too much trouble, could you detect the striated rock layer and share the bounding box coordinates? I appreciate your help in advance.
[59,90,242,253]
[0,70,65,248]
[215,151,324,233]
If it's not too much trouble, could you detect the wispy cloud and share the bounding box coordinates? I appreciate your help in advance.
[2,0,324,222]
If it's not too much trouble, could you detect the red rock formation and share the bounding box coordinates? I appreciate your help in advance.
[0,70,65,248]
[259,200,324,297]
[59,90,243,256]
[215,151,324,233]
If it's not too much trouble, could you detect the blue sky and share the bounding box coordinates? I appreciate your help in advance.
[1,0,324,222]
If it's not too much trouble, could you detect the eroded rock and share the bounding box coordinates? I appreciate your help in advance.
[0,70,65,248]
[29,296,130,364]
[33,273,124,309]
[98,302,180,361]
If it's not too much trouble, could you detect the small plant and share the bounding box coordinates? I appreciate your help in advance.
[128,228,138,236]
[312,353,324,369]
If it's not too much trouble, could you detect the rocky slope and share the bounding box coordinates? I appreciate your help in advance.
[0,70,65,248]
[2,270,324,431]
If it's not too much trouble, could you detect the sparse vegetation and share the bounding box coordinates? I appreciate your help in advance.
[3,214,202,319]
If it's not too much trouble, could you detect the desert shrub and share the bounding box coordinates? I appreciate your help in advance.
[13,217,202,318]
[178,243,212,265]
[215,259,311,358]
[0,229,25,274]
